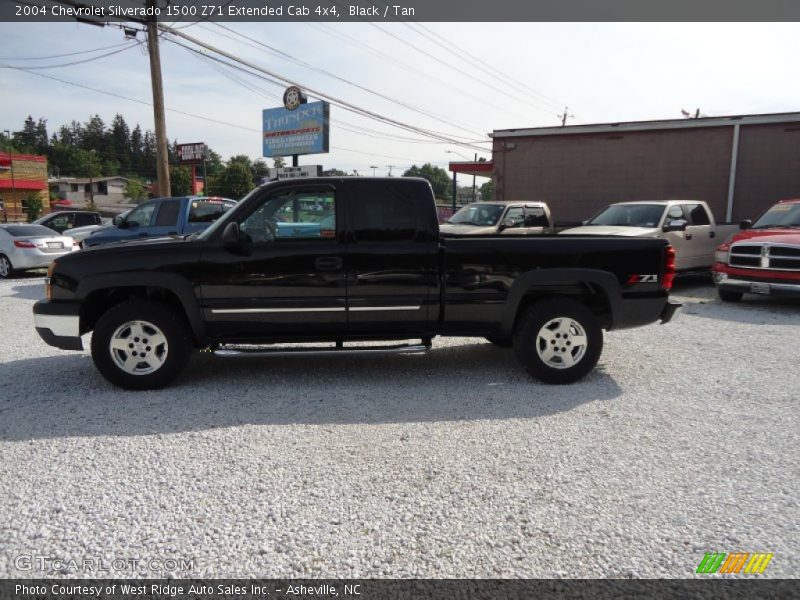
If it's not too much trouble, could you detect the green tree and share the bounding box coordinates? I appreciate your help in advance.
[170,166,193,196]
[22,192,44,222]
[322,168,348,176]
[480,180,494,200]
[124,179,148,203]
[217,162,254,199]
[403,163,452,200]
[272,156,286,168]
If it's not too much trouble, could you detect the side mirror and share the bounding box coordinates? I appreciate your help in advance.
[221,221,241,245]
[498,218,515,231]
[739,219,752,230]
[113,215,125,226]
[662,219,688,232]
[221,221,251,255]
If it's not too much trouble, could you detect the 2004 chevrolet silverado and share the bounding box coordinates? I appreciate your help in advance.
[33,177,680,390]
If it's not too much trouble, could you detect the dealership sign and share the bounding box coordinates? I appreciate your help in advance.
[176,143,207,165]
[267,166,322,180]
[262,101,330,158]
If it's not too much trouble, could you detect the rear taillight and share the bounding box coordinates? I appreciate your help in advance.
[661,245,676,291]
[13,240,36,248]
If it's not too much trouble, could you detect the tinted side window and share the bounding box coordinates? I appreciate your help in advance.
[525,207,549,227]
[240,191,336,243]
[74,213,96,227]
[686,204,711,226]
[154,200,181,227]
[353,197,417,242]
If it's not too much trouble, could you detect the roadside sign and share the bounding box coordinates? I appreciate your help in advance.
[262,101,330,158]
[176,143,207,165]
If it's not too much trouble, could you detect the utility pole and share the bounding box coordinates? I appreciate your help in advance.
[88,149,96,210]
[558,106,574,127]
[386,165,395,176]
[146,0,170,197]
[471,152,477,202]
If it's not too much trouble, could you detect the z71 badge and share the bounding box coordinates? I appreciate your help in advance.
[626,274,658,284]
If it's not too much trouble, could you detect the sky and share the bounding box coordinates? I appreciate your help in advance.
[1,21,799,181]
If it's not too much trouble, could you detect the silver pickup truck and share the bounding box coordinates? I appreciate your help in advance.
[560,200,741,271]
[439,201,554,236]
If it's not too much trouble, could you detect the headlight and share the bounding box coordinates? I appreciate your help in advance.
[714,250,729,264]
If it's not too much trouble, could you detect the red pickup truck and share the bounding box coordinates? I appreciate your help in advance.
[712,199,800,301]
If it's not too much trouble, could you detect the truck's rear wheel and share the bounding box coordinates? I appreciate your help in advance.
[718,289,743,303]
[513,298,603,384]
[91,299,192,390]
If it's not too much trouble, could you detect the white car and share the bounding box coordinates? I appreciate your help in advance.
[0,224,79,279]
[63,217,116,246]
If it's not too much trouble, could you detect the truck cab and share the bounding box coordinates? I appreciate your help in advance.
[84,196,236,247]
[559,200,739,271]
[439,201,553,236]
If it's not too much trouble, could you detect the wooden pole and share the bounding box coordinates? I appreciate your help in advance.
[146,1,170,197]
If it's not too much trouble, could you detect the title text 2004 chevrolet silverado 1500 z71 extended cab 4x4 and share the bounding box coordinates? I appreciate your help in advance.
[33,178,680,390]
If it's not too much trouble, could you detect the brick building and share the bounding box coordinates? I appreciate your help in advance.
[0,153,49,222]
[489,112,800,222]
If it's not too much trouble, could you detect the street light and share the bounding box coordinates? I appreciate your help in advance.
[370,165,378,176]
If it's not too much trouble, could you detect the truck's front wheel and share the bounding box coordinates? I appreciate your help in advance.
[91,300,192,390]
[513,299,603,384]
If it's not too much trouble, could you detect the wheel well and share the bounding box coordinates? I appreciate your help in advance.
[80,286,191,338]
[514,283,612,330]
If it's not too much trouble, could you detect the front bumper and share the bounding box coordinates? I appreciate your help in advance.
[33,299,83,350]
[715,276,800,298]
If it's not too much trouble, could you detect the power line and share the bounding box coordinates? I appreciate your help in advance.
[6,67,455,167]
[160,25,488,152]
[0,42,142,70]
[0,41,136,61]
[202,22,488,140]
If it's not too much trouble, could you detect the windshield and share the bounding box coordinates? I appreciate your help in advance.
[447,204,505,226]
[587,204,666,227]
[752,203,800,228]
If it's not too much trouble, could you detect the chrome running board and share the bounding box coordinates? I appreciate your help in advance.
[214,342,431,358]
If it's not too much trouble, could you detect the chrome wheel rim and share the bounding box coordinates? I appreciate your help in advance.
[0,257,9,277]
[109,320,168,375]
[536,317,588,370]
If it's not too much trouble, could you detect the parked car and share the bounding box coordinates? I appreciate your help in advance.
[33,210,102,234]
[34,177,679,390]
[64,213,124,247]
[712,198,800,302]
[559,200,740,272]
[0,224,78,279]
[440,201,553,236]
[83,197,237,247]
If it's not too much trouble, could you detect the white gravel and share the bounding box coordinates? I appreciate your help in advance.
[0,274,797,578]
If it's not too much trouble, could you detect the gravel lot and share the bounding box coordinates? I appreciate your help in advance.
[0,275,797,578]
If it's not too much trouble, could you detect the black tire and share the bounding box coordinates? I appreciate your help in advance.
[91,299,193,390]
[485,334,513,347]
[718,289,743,303]
[0,254,15,279]
[513,298,603,384]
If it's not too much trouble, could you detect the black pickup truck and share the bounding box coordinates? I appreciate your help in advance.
[34,177,680,390]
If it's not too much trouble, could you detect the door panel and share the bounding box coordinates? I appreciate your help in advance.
[344,181,435,335]
[682,203,713,269]
[197,186,347,341]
